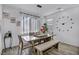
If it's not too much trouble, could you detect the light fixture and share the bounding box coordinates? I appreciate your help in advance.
[57,8,64,11]
[47,19,53,21]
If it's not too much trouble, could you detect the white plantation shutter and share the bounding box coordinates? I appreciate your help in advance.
[21,15,40,34]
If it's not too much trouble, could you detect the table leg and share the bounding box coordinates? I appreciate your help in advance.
[39,51,43,55]
[18,42,23,55]
[37,50,43,55]
[31,41,36,54]
[37,50,39,55]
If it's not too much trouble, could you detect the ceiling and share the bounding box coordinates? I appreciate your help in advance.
[3,4,79,17]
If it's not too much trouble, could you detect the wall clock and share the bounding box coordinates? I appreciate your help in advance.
[55,16,74,32]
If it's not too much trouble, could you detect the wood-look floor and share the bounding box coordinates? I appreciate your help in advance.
[1,45,78,55]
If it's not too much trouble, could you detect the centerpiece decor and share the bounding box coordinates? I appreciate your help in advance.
[40,23,48,33]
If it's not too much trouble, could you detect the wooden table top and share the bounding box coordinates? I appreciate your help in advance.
[21,34,51,41]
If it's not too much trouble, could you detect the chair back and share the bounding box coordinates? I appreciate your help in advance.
[18,35,23,44]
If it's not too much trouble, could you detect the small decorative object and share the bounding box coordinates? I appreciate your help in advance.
[10,17,16,23]
[44,23,48,32]
[72,22,74,24]
[16,21,21,26]
[40,23,48,33]
[70,18,72,21]
[70,26,72,29]
[40,26,45,33]
[62,23,65,25]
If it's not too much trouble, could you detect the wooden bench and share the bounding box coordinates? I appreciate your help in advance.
[34,40,59,55]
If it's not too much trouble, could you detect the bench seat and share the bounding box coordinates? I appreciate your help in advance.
[34,40,59,55]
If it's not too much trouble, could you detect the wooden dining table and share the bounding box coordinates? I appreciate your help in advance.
[19,34,52,54]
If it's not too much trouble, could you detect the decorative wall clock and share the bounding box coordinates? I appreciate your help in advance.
[55,16,74,32]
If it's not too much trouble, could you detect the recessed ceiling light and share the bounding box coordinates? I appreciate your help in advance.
[47,19,53,21]
[57,8,64,11]
[37,5,42,8]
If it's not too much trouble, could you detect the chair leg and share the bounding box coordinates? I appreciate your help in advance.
[4,38,6,52]
[18,42,23,55]
[18,47,22,55]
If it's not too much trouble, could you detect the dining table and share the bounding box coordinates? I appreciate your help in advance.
[20,34,52,54]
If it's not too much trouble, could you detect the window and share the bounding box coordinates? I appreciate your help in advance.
[30,17,40,33]
[21,15,40,34]
[21,16,30,34]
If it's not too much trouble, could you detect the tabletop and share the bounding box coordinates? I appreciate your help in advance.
[21,34,51,41]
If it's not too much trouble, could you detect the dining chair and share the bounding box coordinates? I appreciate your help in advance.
[18,35,33,55]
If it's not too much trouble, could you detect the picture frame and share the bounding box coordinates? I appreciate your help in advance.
[10,17,16,23]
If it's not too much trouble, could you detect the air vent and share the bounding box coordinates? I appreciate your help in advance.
[37,5,42,8]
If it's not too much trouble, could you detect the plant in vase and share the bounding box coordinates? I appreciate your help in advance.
[40,23,48,34]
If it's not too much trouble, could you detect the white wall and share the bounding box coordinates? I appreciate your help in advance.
[2,5,21,49]
[46,7,79,47]
[0,5,2,54]
[2,5,41,49]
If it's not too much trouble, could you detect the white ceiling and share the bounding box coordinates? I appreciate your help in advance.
[3,4,79,17]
